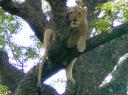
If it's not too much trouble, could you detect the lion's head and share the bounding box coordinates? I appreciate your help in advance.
[66,6,87,28]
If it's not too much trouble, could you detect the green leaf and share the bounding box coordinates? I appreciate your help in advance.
[0,85,11,95]
[26,48,39,58]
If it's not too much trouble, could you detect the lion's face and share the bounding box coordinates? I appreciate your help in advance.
[66,6,87,28]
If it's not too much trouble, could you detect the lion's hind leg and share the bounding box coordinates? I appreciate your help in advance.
[65,58,77,84]
[37,54,47,88]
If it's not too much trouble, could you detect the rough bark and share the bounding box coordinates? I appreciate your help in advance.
[99,58,128,95]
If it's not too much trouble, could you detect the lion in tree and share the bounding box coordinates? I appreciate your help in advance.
[37,6,88,87]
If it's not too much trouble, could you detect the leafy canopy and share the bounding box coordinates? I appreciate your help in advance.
[94,0,128,32]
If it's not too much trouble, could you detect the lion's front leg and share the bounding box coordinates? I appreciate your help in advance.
[77,34,86,52]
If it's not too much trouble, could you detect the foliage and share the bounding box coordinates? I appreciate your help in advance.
[94,0,128,32]
[0,8,42,72]
[0,85,11,95]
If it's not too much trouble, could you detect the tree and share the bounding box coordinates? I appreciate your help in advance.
[0,0,128,95]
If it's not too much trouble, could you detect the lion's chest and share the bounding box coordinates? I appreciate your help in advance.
[67,30,81,48]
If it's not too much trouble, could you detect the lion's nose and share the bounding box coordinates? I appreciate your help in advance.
[73,19,78,22]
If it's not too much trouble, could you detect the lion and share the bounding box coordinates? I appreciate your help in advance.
[65,6,88,83]
[66,6,88,52]
[37,28,54,88]
[37,6,88,87]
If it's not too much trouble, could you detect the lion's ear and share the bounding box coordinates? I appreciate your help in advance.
[81,6,88,16]
[83,6,87,12]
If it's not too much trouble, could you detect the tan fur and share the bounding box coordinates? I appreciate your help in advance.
[44,29,54,49]
[37,29,54,87]
[67,6,88,52]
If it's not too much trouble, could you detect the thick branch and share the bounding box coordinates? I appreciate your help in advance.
[99,57,128,95]
[47,0,69,41]
[86,22,128,51]
[77,22,128,54]
[25,0,42,11]
[47,0,67,24]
